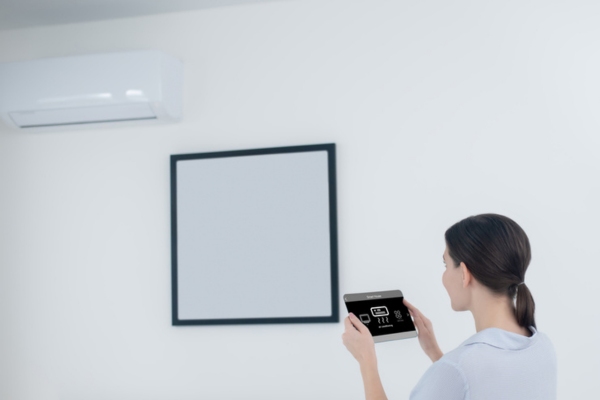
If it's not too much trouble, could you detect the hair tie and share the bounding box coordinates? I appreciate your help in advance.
[517,282,525,286]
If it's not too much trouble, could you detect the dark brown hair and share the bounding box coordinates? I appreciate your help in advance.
[444,213,536,330]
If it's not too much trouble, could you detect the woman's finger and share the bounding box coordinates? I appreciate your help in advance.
[404,299,422,317]
[344,315,353,331]
[422,316,433,329]
[415,312,434,335]
[412,312,427,333]
[404,299,430,323]
[404,300,421,317]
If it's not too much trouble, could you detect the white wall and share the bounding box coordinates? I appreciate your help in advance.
[1,0,599,399]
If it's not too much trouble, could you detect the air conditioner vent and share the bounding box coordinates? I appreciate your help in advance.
[10,103,157,128]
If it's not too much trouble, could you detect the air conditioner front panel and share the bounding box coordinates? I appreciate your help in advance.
[10,103,156,128]
[0,50,182,131]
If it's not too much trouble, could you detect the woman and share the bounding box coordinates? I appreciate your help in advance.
[342,214,557,400]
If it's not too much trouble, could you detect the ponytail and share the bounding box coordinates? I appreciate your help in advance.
[515,283,536,330]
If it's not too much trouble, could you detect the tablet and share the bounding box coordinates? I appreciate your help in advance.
[344,290,417,343]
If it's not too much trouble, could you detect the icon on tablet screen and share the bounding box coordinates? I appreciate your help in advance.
[371,306,389,317]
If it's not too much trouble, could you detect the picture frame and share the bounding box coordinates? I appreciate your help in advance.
[170,143,339,325]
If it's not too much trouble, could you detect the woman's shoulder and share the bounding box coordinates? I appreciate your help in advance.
[442,326,556,366]
[411,328,557,400]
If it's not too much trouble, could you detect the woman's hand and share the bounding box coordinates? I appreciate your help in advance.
[342,313,377,365]
[403,299,444,363]
[342,313,388,400]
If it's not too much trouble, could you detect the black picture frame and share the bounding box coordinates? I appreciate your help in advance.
[170,143,339,326]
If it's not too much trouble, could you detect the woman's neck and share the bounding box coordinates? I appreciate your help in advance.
[469,290,531,337]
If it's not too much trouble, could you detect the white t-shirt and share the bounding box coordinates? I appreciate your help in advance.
[410,327,557,400]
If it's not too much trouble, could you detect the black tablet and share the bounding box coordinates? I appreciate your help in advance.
[344,290,417,343]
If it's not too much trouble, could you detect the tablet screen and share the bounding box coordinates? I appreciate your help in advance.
[344,290,417,342]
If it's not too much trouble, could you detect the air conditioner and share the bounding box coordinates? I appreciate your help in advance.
[0,50,183,131]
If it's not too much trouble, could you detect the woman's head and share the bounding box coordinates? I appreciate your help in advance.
[443,214,536,329]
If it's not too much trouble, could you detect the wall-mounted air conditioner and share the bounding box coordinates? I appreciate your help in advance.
[0,50,183,131]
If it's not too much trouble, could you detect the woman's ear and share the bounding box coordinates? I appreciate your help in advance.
[460,262,472,288]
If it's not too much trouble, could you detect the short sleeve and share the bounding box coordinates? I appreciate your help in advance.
[409,360,468,400]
